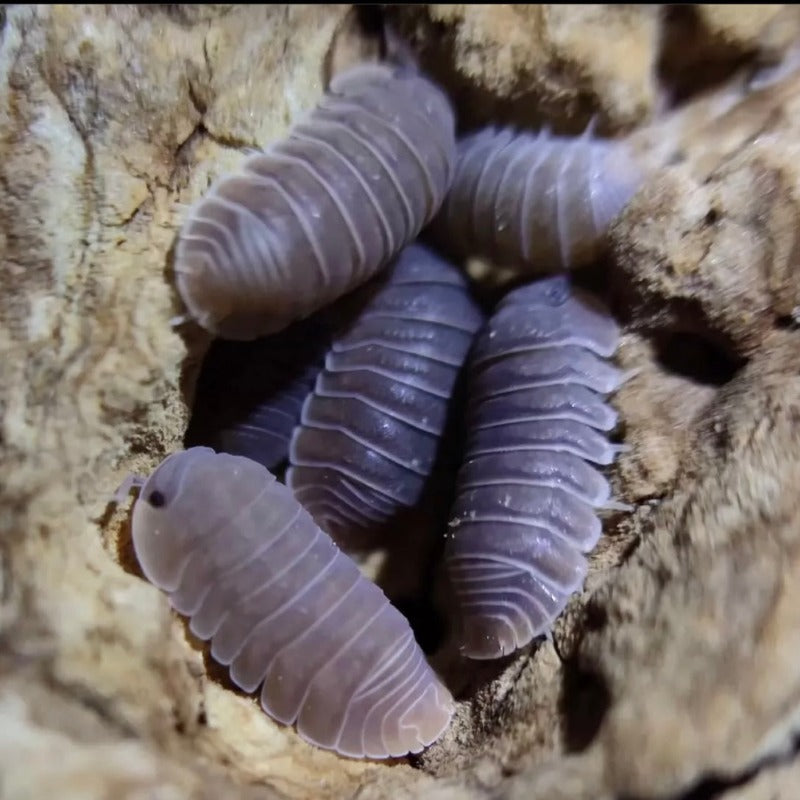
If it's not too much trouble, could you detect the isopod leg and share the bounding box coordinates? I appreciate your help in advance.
[112,474,146,504]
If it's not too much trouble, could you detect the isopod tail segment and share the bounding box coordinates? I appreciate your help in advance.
[443,274,633,661]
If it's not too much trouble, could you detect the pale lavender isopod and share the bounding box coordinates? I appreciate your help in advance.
[286,243,484,542]
[185,316,329,471]
[432,124,643,272]
[174,62,457,341]
[444,275,629,660]
[129,447,454,758]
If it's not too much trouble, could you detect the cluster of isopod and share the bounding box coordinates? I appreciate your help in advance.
[124,56,638,760]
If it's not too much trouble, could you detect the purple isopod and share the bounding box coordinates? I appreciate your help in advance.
[432,124,643,272]
[174,62,457,341]
[443,275,628,660]
[129,447,454,758]
[185,316,329,471]
[286,243,484,542]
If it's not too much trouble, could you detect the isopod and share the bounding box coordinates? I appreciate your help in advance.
[185,315,329,471]
[443,275,628,659]
[286,243,484,542]
[174,62,457,341]
[432,124,643,272]
[128,447,454,758]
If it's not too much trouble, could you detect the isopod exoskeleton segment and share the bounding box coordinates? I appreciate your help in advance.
[433,125,643,272]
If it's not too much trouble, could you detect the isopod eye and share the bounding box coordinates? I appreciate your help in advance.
[147,490,166,508]
[543,277,571,306]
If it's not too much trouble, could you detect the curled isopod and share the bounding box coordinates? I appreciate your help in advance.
[287,243,484,543]
[432,124,643,272]
[174,61,457,340]
[444,274,628,659]
[185,315,329,471]
[129,447,454,758]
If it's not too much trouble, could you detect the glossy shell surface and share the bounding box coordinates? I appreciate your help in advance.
[175,63,457,340]
[444,275,626,659]
[287,243,484,542]
[131,447,454,757]
[433,126,642,272]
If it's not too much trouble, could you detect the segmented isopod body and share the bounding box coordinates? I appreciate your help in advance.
[131,447,454,758]
[286,243,484,542]
[174,62,457,341]
[433,125,643,272]
[185,316,328,471]
[443,275,627,659]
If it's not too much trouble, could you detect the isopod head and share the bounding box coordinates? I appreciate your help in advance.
[131,447,266,593]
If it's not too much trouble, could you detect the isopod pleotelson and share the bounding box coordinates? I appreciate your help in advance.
[286,243,484,542]
[443,275,628,659]
[433,125,643,272]
[174,62,457,341]
[129,447,454,758]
